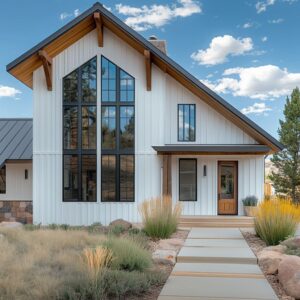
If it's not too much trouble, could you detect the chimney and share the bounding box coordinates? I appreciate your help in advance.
[148,35,167,55]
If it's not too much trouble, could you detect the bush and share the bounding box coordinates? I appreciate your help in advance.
[102,237,152,272]
[255,198,300,245]
[128,227,141,235]
[139,195,182,239]
[242,195,258,206]
[109,224,126,236]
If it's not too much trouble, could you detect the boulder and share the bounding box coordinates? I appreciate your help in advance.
[278,255,300,299]
[257,249,287,274]
[264,245,287,254]
[281,237,300,249]
[152,249,177,265]
[109,219,132,231]
[0,221,23,228]
[157,238,185,252]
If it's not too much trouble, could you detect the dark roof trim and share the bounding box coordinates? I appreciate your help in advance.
[6,2,283,151]
[152,145,271,154]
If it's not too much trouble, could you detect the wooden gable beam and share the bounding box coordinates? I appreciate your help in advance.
[144,50,152,91]
[38,50,52,91]
[94,12,103,47]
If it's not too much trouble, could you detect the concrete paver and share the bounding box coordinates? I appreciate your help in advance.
[184,238,249,248]
[188,227,244,239]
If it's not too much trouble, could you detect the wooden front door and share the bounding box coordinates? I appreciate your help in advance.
[218,161,238,215]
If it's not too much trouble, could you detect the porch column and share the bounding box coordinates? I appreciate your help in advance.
[163,154,172,196]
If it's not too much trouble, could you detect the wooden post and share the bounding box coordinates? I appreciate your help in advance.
[94,12,103,47]
[144,49,151,91]
[163,155,172,196]
[38,50,52,91]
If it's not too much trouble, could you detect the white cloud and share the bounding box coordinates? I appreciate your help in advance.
[60,9,80,20]
[0,85,21,98]
[283,0,298,4]
[268,18,284,24]
[241,103,272,115]
[191,35,253,66]
[202,65,300,99]
[243,22,253,28]
[256,0,276,13]
[115,0,201,31]
[262,36,268,42]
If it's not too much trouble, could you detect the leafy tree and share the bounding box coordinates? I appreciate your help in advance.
[270,87,300,203]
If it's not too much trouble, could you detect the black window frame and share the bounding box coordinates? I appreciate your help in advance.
[0,165,6,194]
[179,158,197,201]
[101,55,135,202]
[178,104,196,142]
[62,56,97,202]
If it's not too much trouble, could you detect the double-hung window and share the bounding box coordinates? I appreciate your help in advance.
[178,104,195,141]
[63,57,97,202]
[101,56,135,202]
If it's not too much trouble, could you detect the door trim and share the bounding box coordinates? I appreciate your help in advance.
[217,161,238,215]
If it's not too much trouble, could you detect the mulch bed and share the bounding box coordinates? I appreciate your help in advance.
[242,230,295,300]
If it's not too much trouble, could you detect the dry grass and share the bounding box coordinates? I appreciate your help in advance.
[0,228,105,300]
[139,195,182,239]
[255,197,300,245]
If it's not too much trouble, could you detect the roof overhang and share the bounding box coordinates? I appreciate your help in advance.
[152,145,271,155]
[6,2,284,153]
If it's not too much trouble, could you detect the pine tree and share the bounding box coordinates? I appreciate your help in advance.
[270,87,300,203]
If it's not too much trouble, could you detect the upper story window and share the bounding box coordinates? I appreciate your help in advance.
[0,165,6,194]
[101,56,135,202]
[63,57,97,202]
[178,104,195,142]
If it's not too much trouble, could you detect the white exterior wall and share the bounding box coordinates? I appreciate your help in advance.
[32,27,264,225]
[0,163,32,201]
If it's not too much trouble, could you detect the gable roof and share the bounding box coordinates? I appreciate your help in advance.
[0,119,33,168]
[6,2,283,153]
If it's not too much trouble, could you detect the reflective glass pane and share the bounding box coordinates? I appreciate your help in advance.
[64,155,79,201]
[179,159,197,201]
[120,106,134,149]
[220,165,234,199]
[102,106,116,149]
[178,105,184,141]
[82,58,97,103]
[63,107,78,149]
[82,106,96,149]
[0,166,6,194]
[120,70,134,102]
[82,155,97,202]
[101,155,116,201]
[120,155,134,201]
[63,70,78,103]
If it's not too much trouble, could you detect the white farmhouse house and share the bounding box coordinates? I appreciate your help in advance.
[5,3,283,225]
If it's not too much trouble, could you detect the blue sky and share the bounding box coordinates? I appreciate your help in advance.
[1,0,300,138]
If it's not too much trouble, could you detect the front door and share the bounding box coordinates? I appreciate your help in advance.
[218,161,238,215]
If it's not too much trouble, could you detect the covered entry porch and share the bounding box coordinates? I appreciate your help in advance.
[152,145,268,216]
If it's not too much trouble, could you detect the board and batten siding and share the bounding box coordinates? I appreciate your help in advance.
[32,27,262,225]
[0,163,32,201]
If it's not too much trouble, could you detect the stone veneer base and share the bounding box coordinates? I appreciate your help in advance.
[0,201,32,224]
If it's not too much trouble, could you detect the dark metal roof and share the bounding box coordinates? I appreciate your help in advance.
[6,2,284,151]
[152,145,271,154]
[0,119,33,167]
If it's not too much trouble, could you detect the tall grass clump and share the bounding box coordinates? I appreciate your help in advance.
[255,198,300,245]
[139,195,182,239]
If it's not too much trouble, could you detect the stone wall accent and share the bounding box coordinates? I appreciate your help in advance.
[0,201,32,224]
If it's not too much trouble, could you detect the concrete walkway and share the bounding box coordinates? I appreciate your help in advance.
[158,228,278,300]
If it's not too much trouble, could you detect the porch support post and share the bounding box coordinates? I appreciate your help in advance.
[163,154,172,196]
[144,49,152,91]
[94,12,103,47]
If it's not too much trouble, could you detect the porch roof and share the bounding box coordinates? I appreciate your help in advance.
[152,145,270,155]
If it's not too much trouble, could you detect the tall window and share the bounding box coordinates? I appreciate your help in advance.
[63,57,97,202]
[101,56,135,202]
[179,159,197,201]
[178,104,195,141]
[0,166,6,194]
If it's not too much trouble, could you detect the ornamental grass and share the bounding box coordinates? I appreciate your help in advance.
[139,195,182,239]
[254,197,300,245]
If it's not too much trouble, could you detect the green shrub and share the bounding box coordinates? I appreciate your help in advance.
[48,223,59,230]
[139,195,182,239]
[109,224,126,236]
[255,198,300,245]
[102,237,152,272]
[128,227,141,235]
[24,224,41,231]
[87,222,103,234]
[242,195,258,206]
[60,224,70,231]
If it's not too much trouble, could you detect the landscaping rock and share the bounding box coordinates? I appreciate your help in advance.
[278,255,300,299]
[157,238,185,252]
[257,249,287,274]
[0,221,23,228]
[109,219,132,230]
[264,245,287,253]
[152,249,177,265]
[281,236,300,249]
